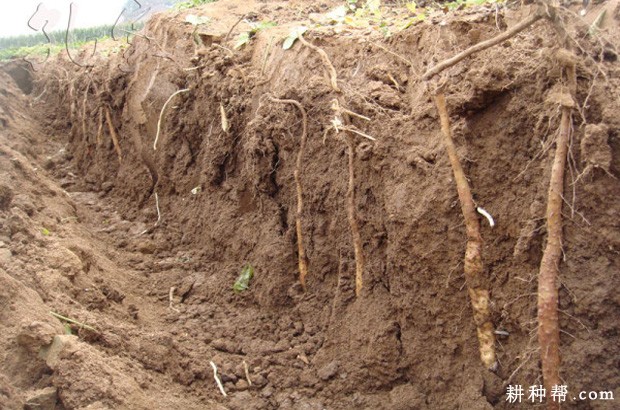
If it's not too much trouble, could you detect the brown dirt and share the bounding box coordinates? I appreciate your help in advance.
[1,1,619,409]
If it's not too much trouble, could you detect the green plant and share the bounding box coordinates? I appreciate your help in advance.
[185,14,211,26]
[282,26,307,50]
[0,21,135,61]
[332,0,388,31]
[234,21,277,49]
[174,0,217,11]
[233,264,254,292]
[50,311,98,333]
[319,0,504,35]
[0,44,57,60]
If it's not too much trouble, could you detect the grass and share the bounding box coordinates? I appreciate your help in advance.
[0,43,64,61]
[0,36,136,61]
[0,22,141,61]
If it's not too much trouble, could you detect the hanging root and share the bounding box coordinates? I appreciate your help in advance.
[209,361,227,397]
[243,360,252,386]
[104,107,123,162]
[154,191,162,227]
[537,51,576,407]
[153,88,189,150]
[168,286,180,313]
[81,84,89,142]
[96,107,104,146]
[422,8,544,81]
[69,81,77,131]
[300,34,366,296]
[299,34,341,93]
[434,93,497,370]
[266,95,310,291]
[345,133,365,297]
[137,192,162,236]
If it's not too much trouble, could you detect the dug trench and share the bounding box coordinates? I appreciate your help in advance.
[1,1,619,409]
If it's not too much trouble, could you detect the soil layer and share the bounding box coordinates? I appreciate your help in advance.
[1,1,619,409]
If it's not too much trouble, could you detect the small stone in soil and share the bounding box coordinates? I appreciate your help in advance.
[317,361,339,381]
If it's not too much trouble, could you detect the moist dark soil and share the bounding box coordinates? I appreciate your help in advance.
[1,0,619,409]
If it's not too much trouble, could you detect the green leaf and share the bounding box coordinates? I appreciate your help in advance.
[406,2,417,13]
[185,14,210,26]
[233,264,254,292]
[249,20,277,34]
[588,9,607,36]
[401,12,426,30]
[283,26,307,50]
[41,228,50,236]
[380,24,391,38]
[282,36,296,50]
[234,32,250,49]
[366,0,381,14]
[325,5,347,23]
[236,21,276,49]
[345,15,370,28]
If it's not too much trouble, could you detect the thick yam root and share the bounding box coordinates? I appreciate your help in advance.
[434,93,497,370]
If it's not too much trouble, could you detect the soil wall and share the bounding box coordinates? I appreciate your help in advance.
[1,1,619,408]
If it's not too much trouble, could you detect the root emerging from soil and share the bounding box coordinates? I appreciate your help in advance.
[537,49,577,407]
[96,107,104,146]
[344,133,365,297]
[421,2,586,380]
[421,8,544,80]
[266,95,310,291]
[434,93,497,370]
[154,88,189,151]
[301,34,366,296]
[104,106,123,162]
[299,35,341,93]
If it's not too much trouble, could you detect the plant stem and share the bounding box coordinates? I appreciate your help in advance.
[50,311,97,332]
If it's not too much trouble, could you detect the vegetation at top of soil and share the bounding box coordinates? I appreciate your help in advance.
[234,21,278,49]
[174,0,218,11]
[0,23,140,61]
[0,25,116,50]
[0,0,201,60]
[49,311,98,333]
[283,26,308,50]
[309,0,506,37]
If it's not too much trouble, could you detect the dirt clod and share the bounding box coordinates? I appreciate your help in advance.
[24,387,58,410]
[582,123,612,174]
[317,360,339,381]
[0,184,13,211]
